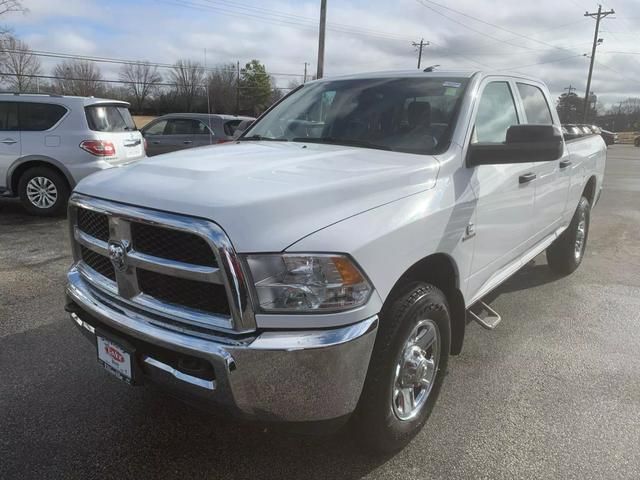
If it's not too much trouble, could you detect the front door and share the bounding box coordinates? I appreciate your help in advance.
[466,80,536,301]
[142,119,168,156]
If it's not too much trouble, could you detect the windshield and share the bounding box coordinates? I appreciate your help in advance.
[243,76,469,154]
[85,104,136,132]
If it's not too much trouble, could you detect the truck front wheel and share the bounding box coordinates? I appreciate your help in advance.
[353,282,451,454]
[546,196,591,275]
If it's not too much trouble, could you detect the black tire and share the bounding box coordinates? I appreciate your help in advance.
[353,282,451,454]
[635,137,640,147]
[546,196,590,275]
[17,166,70,216]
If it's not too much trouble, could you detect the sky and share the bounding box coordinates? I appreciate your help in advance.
[6,0,640,109]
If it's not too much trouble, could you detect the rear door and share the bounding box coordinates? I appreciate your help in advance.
[190,119,215,147]
[0,101,20,190]
[84,103,144,165]
[466,79,536,300]
[514,82,570,238]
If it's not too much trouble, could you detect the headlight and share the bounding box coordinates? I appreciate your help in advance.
[244,254,372,312]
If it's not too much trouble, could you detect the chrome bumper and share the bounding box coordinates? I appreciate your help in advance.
[66,268,378,422]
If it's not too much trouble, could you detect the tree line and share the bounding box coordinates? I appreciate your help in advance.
[0,35,287,116]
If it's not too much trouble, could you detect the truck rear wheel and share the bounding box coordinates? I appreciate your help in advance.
[353,282,450,454]
[546,196,590,275]
[17,166,70,216]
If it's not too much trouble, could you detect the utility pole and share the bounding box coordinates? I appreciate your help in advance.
[235,60,240,115]
[411,38,429,69]
[316,0,327,79]
[563,84,577,122]
[303,62,309,83]
[583,5,614,122]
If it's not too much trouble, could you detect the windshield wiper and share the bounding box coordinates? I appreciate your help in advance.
[237,135,287,142]
[291,137,392,151]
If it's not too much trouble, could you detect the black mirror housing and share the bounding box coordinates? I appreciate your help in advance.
[467,124,563,166]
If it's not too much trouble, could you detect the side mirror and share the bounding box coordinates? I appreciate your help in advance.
[467,124,563,166]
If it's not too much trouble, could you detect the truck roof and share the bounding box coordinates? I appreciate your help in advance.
[309,69,546,85]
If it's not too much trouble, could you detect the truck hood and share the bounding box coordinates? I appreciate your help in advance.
[75,141,440,252]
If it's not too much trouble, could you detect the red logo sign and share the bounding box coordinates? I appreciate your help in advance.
[104,344,124,363]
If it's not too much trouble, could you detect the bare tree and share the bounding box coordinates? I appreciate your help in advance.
[0,0,24,16]
[169,59,204,112]
[0,0,26,37]
[206,63,237,114]
[119,61,161,113]
[53,60,103,96]
[0,35,41,91]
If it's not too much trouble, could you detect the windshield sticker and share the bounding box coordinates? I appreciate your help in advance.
[443,81,461,88]
[444,87,458,96]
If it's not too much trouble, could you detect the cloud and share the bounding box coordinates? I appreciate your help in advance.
[7,0,640,107]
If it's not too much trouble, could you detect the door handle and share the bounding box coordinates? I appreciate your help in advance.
[1,138,17,144]
[560,160,572,169]
[151,141,160,144]
[519,172,537,184]
[183,140,193,145]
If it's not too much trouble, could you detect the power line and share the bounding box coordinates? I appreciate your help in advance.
[413,0,537,51]
[414,0,587,56]
[498,54,586,71]
[0,46,303,78]
[199,0,412,41]
[0,71,296,90]
[158,0,414,42]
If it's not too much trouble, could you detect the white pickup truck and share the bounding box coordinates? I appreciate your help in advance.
[65,70,606,453]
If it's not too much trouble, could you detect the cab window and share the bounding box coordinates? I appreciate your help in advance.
[516,83,553,124]
[473,81,519,143]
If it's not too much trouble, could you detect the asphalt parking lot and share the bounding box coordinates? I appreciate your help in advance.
[1,145,639,479]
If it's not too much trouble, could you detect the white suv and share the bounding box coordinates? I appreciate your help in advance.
[0,94,145,215]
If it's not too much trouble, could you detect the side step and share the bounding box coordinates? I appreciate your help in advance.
[468,301,502,330]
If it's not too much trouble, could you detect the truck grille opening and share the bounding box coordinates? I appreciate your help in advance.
[78,208,109,242]
[81,246,115,281]
[131,222,217,267]
[137,268,230,316]
[71,198,250,334]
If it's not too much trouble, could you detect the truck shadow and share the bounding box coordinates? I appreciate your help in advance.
[114,388,391,479]
[482,259,563,304]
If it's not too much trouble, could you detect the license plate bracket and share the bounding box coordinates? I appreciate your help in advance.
[96,331,139,385]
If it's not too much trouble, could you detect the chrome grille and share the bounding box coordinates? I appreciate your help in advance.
[68,194,255,334]
[137,268,231,315]
[77,208,109,242]
[131,222,217,267]
[80,245,115,281]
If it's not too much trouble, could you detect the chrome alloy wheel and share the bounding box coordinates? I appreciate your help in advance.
[574,209,587,261]
[392,319,440,421]
[26,176,58,209]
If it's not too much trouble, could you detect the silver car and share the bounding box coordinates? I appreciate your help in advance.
[0,94,145,215]
[141,113,254,156]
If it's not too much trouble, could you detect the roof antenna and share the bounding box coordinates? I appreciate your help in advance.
[423,64,440,72]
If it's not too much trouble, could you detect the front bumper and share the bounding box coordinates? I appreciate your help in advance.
[66,269,378,423]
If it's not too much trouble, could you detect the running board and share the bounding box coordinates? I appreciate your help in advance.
[468,301,502,330]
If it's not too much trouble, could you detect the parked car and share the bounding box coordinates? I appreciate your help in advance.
[231,118,254,139]
[0,94,144,215]
[65,71,606,453]
[562,124,583,140]
[141,113,254,156]
[599,129,617,146]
